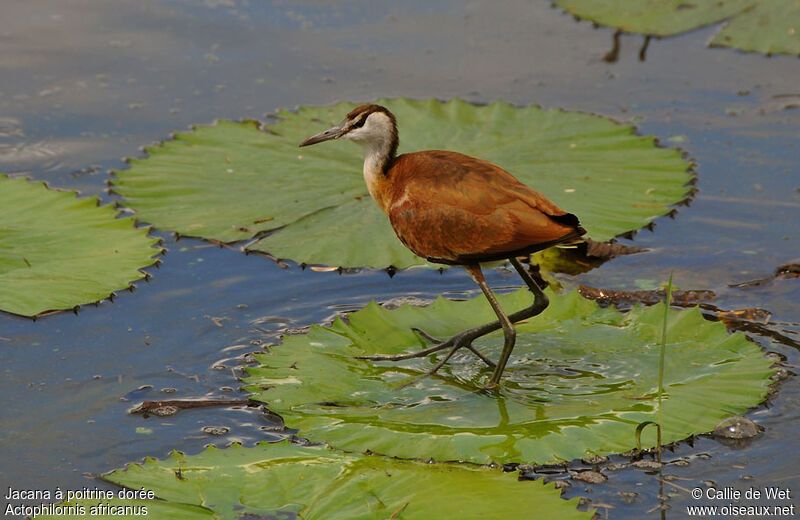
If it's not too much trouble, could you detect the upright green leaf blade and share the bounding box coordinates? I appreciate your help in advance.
[0,176,160,317]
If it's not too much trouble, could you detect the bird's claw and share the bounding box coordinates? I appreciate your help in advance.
[411,327,442,344]
[355,335,456,362]
[356,328,495,373]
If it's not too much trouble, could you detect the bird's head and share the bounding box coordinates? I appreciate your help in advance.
[299,104,397,148]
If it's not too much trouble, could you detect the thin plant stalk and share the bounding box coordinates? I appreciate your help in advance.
[656,273,674,464]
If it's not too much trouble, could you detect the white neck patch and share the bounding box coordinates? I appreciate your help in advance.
[344,112,395,203]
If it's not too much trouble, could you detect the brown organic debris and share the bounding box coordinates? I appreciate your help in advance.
[572,470,607,484]
[717,308,772,325]
[578,285,715,307]
[533,238,646,276]
[130,398,256,417]
[730,261,800,288]
[583,238,646,259]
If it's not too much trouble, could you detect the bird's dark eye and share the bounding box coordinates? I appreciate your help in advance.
[351,116,367,129]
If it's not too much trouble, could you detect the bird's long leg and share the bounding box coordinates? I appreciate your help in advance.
[508,256,547,295]
[358,259,549,384]
[486,258,547,386]
[464,265,517,387]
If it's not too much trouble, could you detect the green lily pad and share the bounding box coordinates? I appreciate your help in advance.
[557,0,800,55]
[113,98,692,269]
[245,290,773,465]
[557,0,753,36]
[0,175,161,317]
[34,441,592,520]
[711,1,800,55]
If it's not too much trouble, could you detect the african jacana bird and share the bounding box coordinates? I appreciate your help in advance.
[300,104,585,387]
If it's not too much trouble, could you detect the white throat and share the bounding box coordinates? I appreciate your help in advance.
[361,139,390,201]
[344,111,395,202]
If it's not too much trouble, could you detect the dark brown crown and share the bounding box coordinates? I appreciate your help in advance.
[346,104,398,173]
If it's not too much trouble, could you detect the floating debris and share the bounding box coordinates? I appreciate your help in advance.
[631,460,662,471]
[130,398,254,417]
[584,238,646,259]
[202,425,231,436]
[717,308,772,325]
[712,416,761,440]
[578,284,715,307]
[572,470,607,484]
[149,405,178,417]
[581,455,609,465]
[730,261,800,288]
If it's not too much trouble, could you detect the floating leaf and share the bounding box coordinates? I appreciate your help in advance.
[557,0,753,36]
[245,290,773,464]
[113,98,692,269]
[34,441,592,519]
[557,0,800,55]
[0,176,160,317]
[711,1,800,55]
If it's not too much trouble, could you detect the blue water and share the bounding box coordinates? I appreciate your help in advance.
[1,1,798,518]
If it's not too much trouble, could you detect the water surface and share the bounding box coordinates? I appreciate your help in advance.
[1,1,798,517]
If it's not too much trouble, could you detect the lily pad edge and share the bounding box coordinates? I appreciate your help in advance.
[1,173,165,319]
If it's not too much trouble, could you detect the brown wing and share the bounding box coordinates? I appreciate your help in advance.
[385,151,585,264]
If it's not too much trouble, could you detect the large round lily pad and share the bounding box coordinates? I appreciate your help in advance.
[0,175,161,317]
[113,98,692,269]
[557,0,800,56]
[245,290,774,465]
[34,441,592,519]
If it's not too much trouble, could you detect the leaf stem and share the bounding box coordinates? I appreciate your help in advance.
[657,273,674,464]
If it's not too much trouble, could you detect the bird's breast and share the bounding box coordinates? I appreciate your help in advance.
[362,161,392,214]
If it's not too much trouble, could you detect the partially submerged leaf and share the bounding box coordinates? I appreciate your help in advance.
[557,0,800,56]
[245,290,773,465]
[34,441,592,519]
[0,175,160,317]
[113,98,692,269]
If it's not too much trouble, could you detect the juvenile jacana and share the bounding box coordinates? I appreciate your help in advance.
[300,104,585,387]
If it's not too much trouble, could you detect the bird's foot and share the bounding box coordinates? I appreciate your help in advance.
[414,327,496,368]
[477,381,500,392]
[356,327,495,368]
[395,332,485,388]
[410,327,440,344]
[355,333,455,362]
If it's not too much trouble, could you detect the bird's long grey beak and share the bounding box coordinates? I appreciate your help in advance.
[299,123,345,147]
